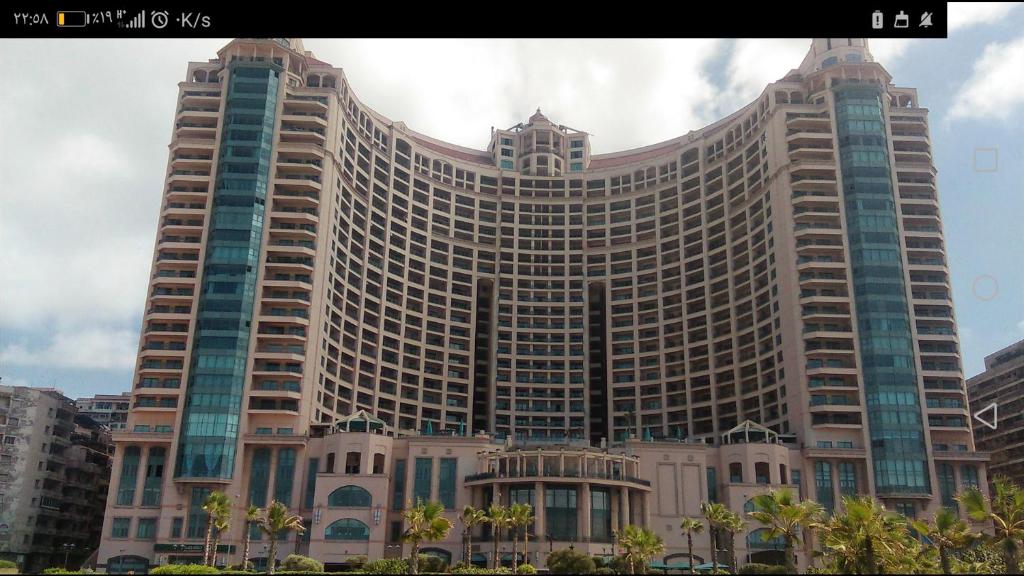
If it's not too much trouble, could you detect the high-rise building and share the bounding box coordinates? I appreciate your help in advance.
[967,339,1024,489]
[0,385,114,573]
[97,37,988,572]
[76,393,132,432]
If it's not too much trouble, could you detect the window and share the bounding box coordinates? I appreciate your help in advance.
[706,467,718,502]
[326,452,336,473]
[729,462,743,483]
[392,460,407,509]
[938,463,957,509]
[545,487,577,541]
[171,517,184,539]
[141,447,165,506]
[591,489,611,542]
[414,457,433,503]
[500,160,514,170]
[961,465,979,490]
[838,462,857,496]
[755,462,770,485]
[274,448,296,506]
[325,518,370,540]
[249,448,271,506]
[137,518,157,539]
[571,140,583,148]
[571,162,583,172]
[116,446,141,506]
[305,458,319,509]
[328,485,372,507]
[373,453,385,475]
[345,451,361,474]
[815,461,834,514]
[439,458,457,509]
[188,487,211,538]
[111,518,130,538]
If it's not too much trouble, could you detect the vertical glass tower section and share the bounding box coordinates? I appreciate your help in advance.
[833,83,929,495]
[175,63,280,478]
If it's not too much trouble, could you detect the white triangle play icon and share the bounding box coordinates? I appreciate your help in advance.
[973,402,998,430]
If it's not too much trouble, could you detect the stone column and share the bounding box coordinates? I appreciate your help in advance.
[534,482,546,540]
[579,483,591,543]
[621,488,631,527]
[642,491,651,527]
[610,489,620,531]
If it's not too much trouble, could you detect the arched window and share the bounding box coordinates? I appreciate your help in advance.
[747,528,786,550]
[325,518,370,540]
[421,548,452,564]
[744,498,760,514]
[107,555,149,574]
[328,485,371,507]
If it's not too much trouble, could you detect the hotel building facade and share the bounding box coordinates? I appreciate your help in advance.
[97,37,988,572]
[967,339,1024,491]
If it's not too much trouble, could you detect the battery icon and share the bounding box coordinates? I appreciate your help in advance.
[57,11,87,27]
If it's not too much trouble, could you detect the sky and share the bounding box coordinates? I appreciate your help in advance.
[1,3,1022,401]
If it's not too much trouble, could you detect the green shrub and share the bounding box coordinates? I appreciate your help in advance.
[516,563,536,575]
[417,555,447,573]
[281,554,324,573]
[546,549,596,574]
[738,564,788,575]
[149,565,221,575]
[361,558,409,574]
[345,555,368,567]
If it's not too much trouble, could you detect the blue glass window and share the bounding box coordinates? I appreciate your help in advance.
[325,518,370,540]
[328,485,372,507]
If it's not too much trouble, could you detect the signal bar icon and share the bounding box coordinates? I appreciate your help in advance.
[123,10,145,28]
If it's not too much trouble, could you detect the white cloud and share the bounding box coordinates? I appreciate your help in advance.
[714,39,808,119]
[303,39,724,153]
[949,35,1024,120]
[949,2,1022,32]
[1,327,138,370]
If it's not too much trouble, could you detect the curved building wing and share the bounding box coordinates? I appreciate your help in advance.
[96,38,988,572]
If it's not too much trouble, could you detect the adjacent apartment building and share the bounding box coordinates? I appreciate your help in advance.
[76,393,132,432]
[97,37,987,573]
[0,385,114,573]
[968,339,1024,490]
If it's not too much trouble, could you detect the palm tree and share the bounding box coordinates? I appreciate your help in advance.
[210,514,230,568]
[747,488,825,574]
[460,505,489,565]
[201,491,231,566]
[818,495,906,574]
[618,524,665,574]
[679,517,704,575]
[910,507,976,575]
[702,502,740,573]
[403,499,454,575]
[240,504,260,570]
[487,503,510,570]
[721,512,745,574]
[258,500,305,575]
[508,502,535,572]
[958,476,1024,575]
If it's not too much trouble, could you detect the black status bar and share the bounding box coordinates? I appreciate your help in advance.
[2,1,948,39]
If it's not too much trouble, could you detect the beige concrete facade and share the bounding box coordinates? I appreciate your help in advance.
[0,386,114,573]
[98,37,987,572]
[967,339,1024,491]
